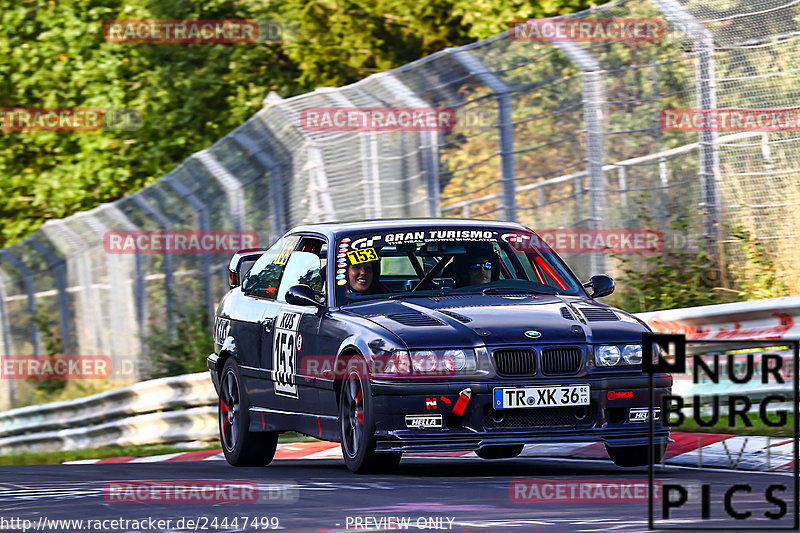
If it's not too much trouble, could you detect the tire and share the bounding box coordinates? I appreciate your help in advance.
[339,357,401,474]
[219,358,278,467]
[476,444,524,459]
[606,442,666,467]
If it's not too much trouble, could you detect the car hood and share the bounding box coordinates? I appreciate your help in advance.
[340,294,649,349]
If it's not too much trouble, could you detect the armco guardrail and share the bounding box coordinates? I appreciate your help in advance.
[0,372,216,454]
[0,298,798,454]
[638,296,800,401]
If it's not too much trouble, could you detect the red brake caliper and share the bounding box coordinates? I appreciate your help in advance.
[221,400,230,433]
[355,389,364,424]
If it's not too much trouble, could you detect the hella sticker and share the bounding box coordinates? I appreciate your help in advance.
[405,414,443,429]
[629,407,660,423]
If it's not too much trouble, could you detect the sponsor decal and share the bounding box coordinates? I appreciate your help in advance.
[337,279,347,286]
[405,414,443,429]
[214,317,231,345]
[425,398,438,410]
[274,236,300,265]
[628,407,660,422]
[346,247,378,265]
[607,390,633,400]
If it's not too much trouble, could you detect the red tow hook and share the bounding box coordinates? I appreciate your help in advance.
[451,388,472,416]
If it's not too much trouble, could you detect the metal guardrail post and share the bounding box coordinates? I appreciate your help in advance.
[232,132,287,238]
[29,240,74,356]
[551,41,607,274]
[450,49,517,221]
[374,72,442,217]
[131,194,176,331]
[655,0,720,242]
[0,251,40,355]
[193,150,247,232]
[162,175,214,323]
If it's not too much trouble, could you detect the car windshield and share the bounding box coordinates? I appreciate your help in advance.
[333,227,585,305]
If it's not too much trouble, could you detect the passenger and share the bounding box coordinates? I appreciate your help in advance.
[344,257,384,295]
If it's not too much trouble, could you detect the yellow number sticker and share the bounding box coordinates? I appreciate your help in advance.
[346,247,378,265]
[274,236,300,265]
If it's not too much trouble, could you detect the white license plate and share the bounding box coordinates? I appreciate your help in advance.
[493,385,590,409]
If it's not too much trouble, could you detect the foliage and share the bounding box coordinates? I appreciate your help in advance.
[0,0,605,249]
[142,291,214,379]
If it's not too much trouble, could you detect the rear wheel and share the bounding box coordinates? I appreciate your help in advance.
[219,358,278,466]
[476,444,524,459]
[339,359,401,474]
[606,442,666,467]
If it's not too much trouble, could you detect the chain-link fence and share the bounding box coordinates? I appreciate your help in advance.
[2,0,799,409]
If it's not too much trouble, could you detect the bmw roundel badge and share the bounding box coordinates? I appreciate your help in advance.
[525,330,542,339]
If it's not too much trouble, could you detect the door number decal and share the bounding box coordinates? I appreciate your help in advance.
[273,310,301,398]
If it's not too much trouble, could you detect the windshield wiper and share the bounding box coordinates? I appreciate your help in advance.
[481,287,557,295]
[389,291,446,300]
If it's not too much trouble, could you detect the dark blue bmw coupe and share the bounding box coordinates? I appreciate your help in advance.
[208,219,671,473]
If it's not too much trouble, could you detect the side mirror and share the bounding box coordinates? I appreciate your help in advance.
[285,284,324,308]
[584,274,615,298]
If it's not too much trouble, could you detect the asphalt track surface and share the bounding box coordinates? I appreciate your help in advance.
[0,455,795,533]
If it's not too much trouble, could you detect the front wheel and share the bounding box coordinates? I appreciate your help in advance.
[476,444,524,459]
[606,442,666,467]
[219,358,278,466]
[339,359,401,474]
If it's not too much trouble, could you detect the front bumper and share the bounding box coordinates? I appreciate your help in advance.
[370,375,671,453]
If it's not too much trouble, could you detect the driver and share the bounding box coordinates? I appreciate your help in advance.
[451,249,496,288]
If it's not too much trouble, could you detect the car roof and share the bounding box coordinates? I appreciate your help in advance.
[286,218,530,238]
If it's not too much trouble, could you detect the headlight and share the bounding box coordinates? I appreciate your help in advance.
[379,349,477,376]
[595,345,621,367]
[444,349,476,371]
[621,344,643,365]
[595,344,644,367]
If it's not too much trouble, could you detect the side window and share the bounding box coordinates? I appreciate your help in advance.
[277,251,323,302]
[242,236,298,299]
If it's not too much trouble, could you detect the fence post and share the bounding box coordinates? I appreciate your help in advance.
[131,194,175,331]
[0,251,40,355]
[193,150,247,232]
[318,88,382,219]
[374,72,443,217]
[232,132,286,238]
[551,41,607,274]
[162,175,214,324]
[450,49,517,222]
[29,240,75,356]
[0,267,13,357]
[105,203,147,351]
[655,0,719,241]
